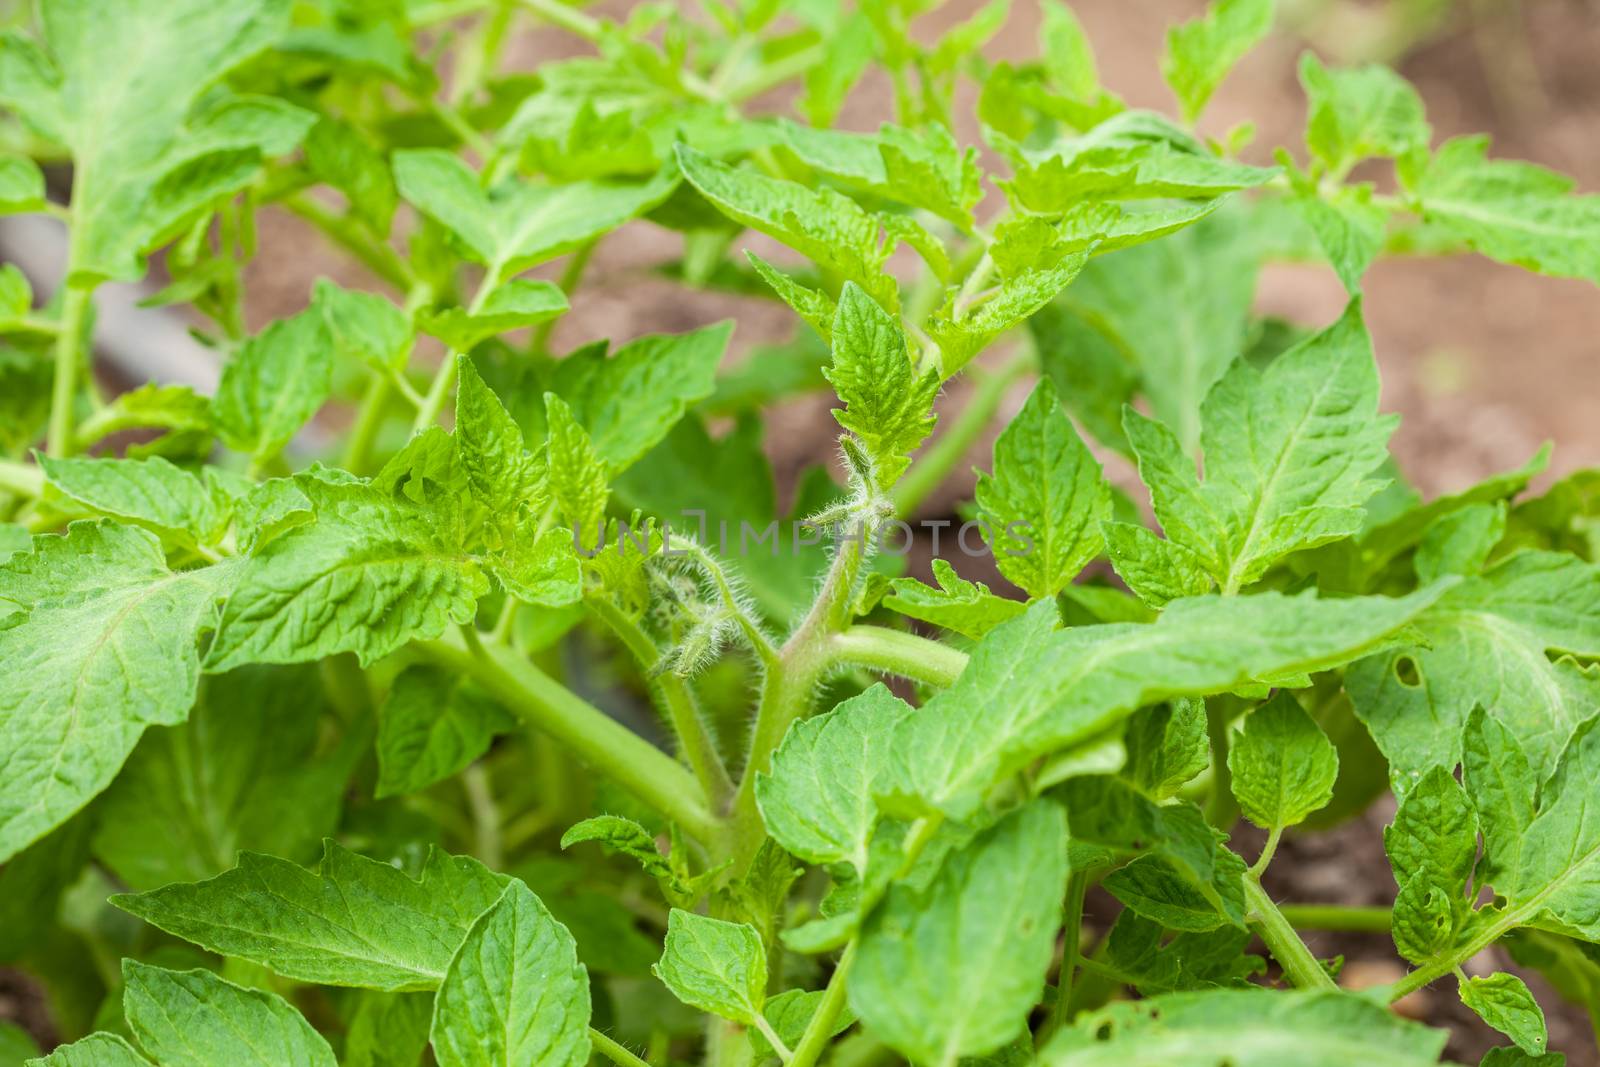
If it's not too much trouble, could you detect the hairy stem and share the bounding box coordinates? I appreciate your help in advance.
[47,284,91,458]
[1243,877,1338,991]
[416,633,721,843]
[787,942,857,1067]
[413,276,495,434]
[589,1029,651,1067]
[587,596,735,810]
[891,349,1033,516]
[282,194,416,291]
[827,626,967,688]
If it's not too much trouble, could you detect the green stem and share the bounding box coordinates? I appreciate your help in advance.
[1249,825,1282,879]
[726,42,826,101]
[530,238,597,356]
[827,626,967,688]
[413,276,495,434]
[589,1029,652,1067]
[0,458,44,499]
[415,634,721,844]
[891,350,1032,515]
[1278,904,1391,933]
[1388,900,1532,1002]
[47,284,91,458]
[461,762,503,870]
[587,596,735,810]
[1047,871,1089,1037]
[341,375,392,475]
[515,0,602,39]
[282,194,415,291]
[1243,877,1338,991]
[787,942,857,1067]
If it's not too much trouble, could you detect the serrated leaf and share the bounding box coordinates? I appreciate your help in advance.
[1461,974,1548,1056]
[429,880,591,1067]
[25,1033,150,1066]
[1385,766,1477,896]
[1103,847,1248,932]
[454,356,539,517]
[1349,550,1600,785]
[1124,699,1210,800]
[779,120,983,231]
[304,117,395,235]
[543,392,610,547]
[929,251,1089,375]
[1103,909,1261,995]
[1403,136,1600,286]
[883,558,1026,640]
[1462,707,1538,888]
[824,282,937,491]
[1415,501,1506,582]
[1127,300,1394,592]
[0,522,230,863]
[113,842,509,991]
[377,665,514,797]
[1103,520,1213,606]
[1228,692,1338,829]
[1163,0,1274,123]
[419,280,568,351]
[654,910,768,1026]
[1039,988,1447,1065]
[1496,716,1600,942]
[207,474,485,670]
[975,378,1110,598]
[313,279,411,372]
[675,142,897,309]
[214,306,334,463]
[756,684,912,873]
[394,149,676,281]
[746,251,836,340]
[122,960,335,1067]
[1299,54,1431,175]
[1290,184,1388,294]
[1391,867,1455,964]
[39,454,227,551]
[849,800,1068,1064]
[882,585,1443,821]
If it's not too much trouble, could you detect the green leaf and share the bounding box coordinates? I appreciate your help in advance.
[121,960,335,1067]
[1102,909,1261,995]
[1480,1049,1565,1067]
[113,842,509,992]
[419,280,568,351]
[0,522,230,862]
[214,306,334,464]
[24,1034,150,1066]
[975,378,1111,598]
[1103,520,1213,606]
[756,684,913,873]
[304,118,396,236]
[675,142,898,310]
[1040,988,1447,1065]
[1461,706,1538,888]
[746,251,836,341]
[206,473,486,670]
[0,154,45,213]
[1414,501,1506,582]
[1403,136,1600,286]
[824,282,938,491]
[39,454,227,551]
[429,880,591,1067]
[1004,138,1277,212]
[454,356,539,517]
[1461,974,1548,1056]
[1386,765,1478,890]
[1299,54,1430,175]
[1162,0,1274,123]
[1391,868,1455,964]
[927,250,1089,376]
[1124,699,1210,800]
[849,799,1068,1064]
[778,120,983,231]
[654,910,769,1026]
[491,522,582,607]
[550,321,733,471]
[543,392,610,546]
[1102,846,1248,932]
[341,992,432,1067]
[0,1022,39,1065]
[1496,715,1600,941]
[0,0,289,283]
[883,585,1443,821]
[1040,0,1101,101]
[312,279,411,372]
[393,149,676,281]
[1349,550,1600,784]
[93,665,354,890]
[883,558,1026,640]
[749,989,856,1061]
[1289,183,1388,294]
[1128,300,1394,592]
[1228,692,1339,829]
[377,665,514,797]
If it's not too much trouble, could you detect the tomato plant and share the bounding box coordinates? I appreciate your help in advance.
[0,0,1597,1064]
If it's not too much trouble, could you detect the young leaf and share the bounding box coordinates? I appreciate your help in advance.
[1103,520,1214,606]
[0,154,45,213]
[454,356,539,517]
[1299,54,1431,176]
[1102,846,1248,932]
[206,473,487,670]
[1162,0,1274,123]
[1403,136,1600,286]
[849,799,1068,1064]
[756,684,913,873]
[823,282,938,492]
[882,558,1026,640]
[0,522,231,863]
[214,306,335,465]
[1289,183,1388,294]
[122,960,336,1067]
[25,1033,151,1066]
[654,910,769,1026]
[926,250,1090,376]
[1348,550,1600,784]
[1039,988,1447,1065]
[1460,973,1548,1056]
[377,665,514,797]
[429,881,592,1067]
[393,149,676,282]
[419,279,568,351]
[975,378,1111,598]
[543,392,610,545]
[1228,692,1339,829]
[113,842,509,991]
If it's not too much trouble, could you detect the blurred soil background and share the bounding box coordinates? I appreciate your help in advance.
[3,0,1598,1061]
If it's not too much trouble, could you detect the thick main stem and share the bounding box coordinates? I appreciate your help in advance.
[416,633,720,843]
[47,284,91,458]
[1243,877,1338,991]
